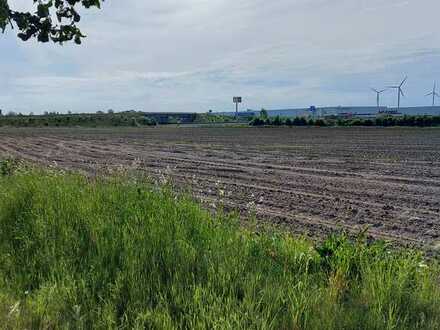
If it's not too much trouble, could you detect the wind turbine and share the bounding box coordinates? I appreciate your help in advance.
[425,81,439,106]
[388,76,407,109]
[371,88,387,108]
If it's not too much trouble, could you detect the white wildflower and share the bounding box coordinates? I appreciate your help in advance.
[8,302,20,317]
[418,262,428,269]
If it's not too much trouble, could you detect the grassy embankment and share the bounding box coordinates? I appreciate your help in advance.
[0,112,240,128]
[0,161,439,329]
[0,112,157,128]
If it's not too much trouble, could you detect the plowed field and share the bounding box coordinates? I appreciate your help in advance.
[1,126,439,250]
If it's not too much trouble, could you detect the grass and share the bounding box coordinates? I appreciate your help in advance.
[0,164,439,329]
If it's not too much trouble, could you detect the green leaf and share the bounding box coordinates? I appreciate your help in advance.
[4,0,105,44]
[0,0,9,32]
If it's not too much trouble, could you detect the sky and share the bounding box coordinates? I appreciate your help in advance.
[1,0,440,114]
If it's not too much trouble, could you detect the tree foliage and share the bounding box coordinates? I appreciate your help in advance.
[0,0,104,44]
[0,111,158,128]
[0,0,9,32]
[260,108,268,120]
[249,115,440,127]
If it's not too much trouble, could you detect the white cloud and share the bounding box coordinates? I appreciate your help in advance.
[1,0,440,113]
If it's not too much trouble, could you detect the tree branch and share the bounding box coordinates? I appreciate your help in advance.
[1,0,104,44]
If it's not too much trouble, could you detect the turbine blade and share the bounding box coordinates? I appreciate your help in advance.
[379,89,387,93]
[400,76,408,87]
[426,92,433,96]
[371,88,378,93]
[400,89,405,97]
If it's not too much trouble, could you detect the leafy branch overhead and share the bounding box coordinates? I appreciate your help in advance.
[0,0,104,44]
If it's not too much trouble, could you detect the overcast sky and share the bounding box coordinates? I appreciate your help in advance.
[1,0,440,114]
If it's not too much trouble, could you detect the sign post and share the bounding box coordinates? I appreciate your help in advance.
[233,97,242,120]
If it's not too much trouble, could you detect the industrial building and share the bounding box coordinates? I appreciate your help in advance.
[218,106,440,119]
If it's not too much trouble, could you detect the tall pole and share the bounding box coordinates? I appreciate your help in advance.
[377,92,380,108]
[233,97,241,121]
[397,88,401,109]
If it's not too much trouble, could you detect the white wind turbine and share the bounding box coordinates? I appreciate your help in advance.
[425,81,440,106]
[371,88,387,108]
[388,76,407,109]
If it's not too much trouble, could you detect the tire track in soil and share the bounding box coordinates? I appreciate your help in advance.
[1,127,439,250]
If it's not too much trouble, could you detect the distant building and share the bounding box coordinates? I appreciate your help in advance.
[217,106,440,119]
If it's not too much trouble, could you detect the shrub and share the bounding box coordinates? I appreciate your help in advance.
[249,117,265,126]
[272,115,283,126]
[293,117,308,126]
[0,158,20,176]
[314,119,327,127]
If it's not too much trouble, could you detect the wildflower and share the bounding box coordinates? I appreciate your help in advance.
[418,262,428,269]
[8,302,20,317]
[247,201,256,209]
[159,174,168,185]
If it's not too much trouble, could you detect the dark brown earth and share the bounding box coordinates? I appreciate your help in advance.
[1,126,439,250]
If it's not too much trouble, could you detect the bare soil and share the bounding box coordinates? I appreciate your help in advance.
[1,126,439,250]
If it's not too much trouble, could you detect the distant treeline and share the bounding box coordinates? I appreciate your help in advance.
[0,112,158,128]
[250,114,440,127]
[2,110,440,128]
[0,111,242,127]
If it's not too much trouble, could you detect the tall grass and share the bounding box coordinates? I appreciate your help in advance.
[0,166,439,329]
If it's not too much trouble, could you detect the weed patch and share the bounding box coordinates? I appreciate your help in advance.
[0,169,439,329]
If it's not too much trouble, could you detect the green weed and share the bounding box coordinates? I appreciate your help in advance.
[0,169,439,329]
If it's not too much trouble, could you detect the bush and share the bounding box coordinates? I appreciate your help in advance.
[293,117,308,126]
[314,119,327,127]
[0,158,20,176]
[272,115,283,126]
[249,117,265,126]
[141,117,157,126]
